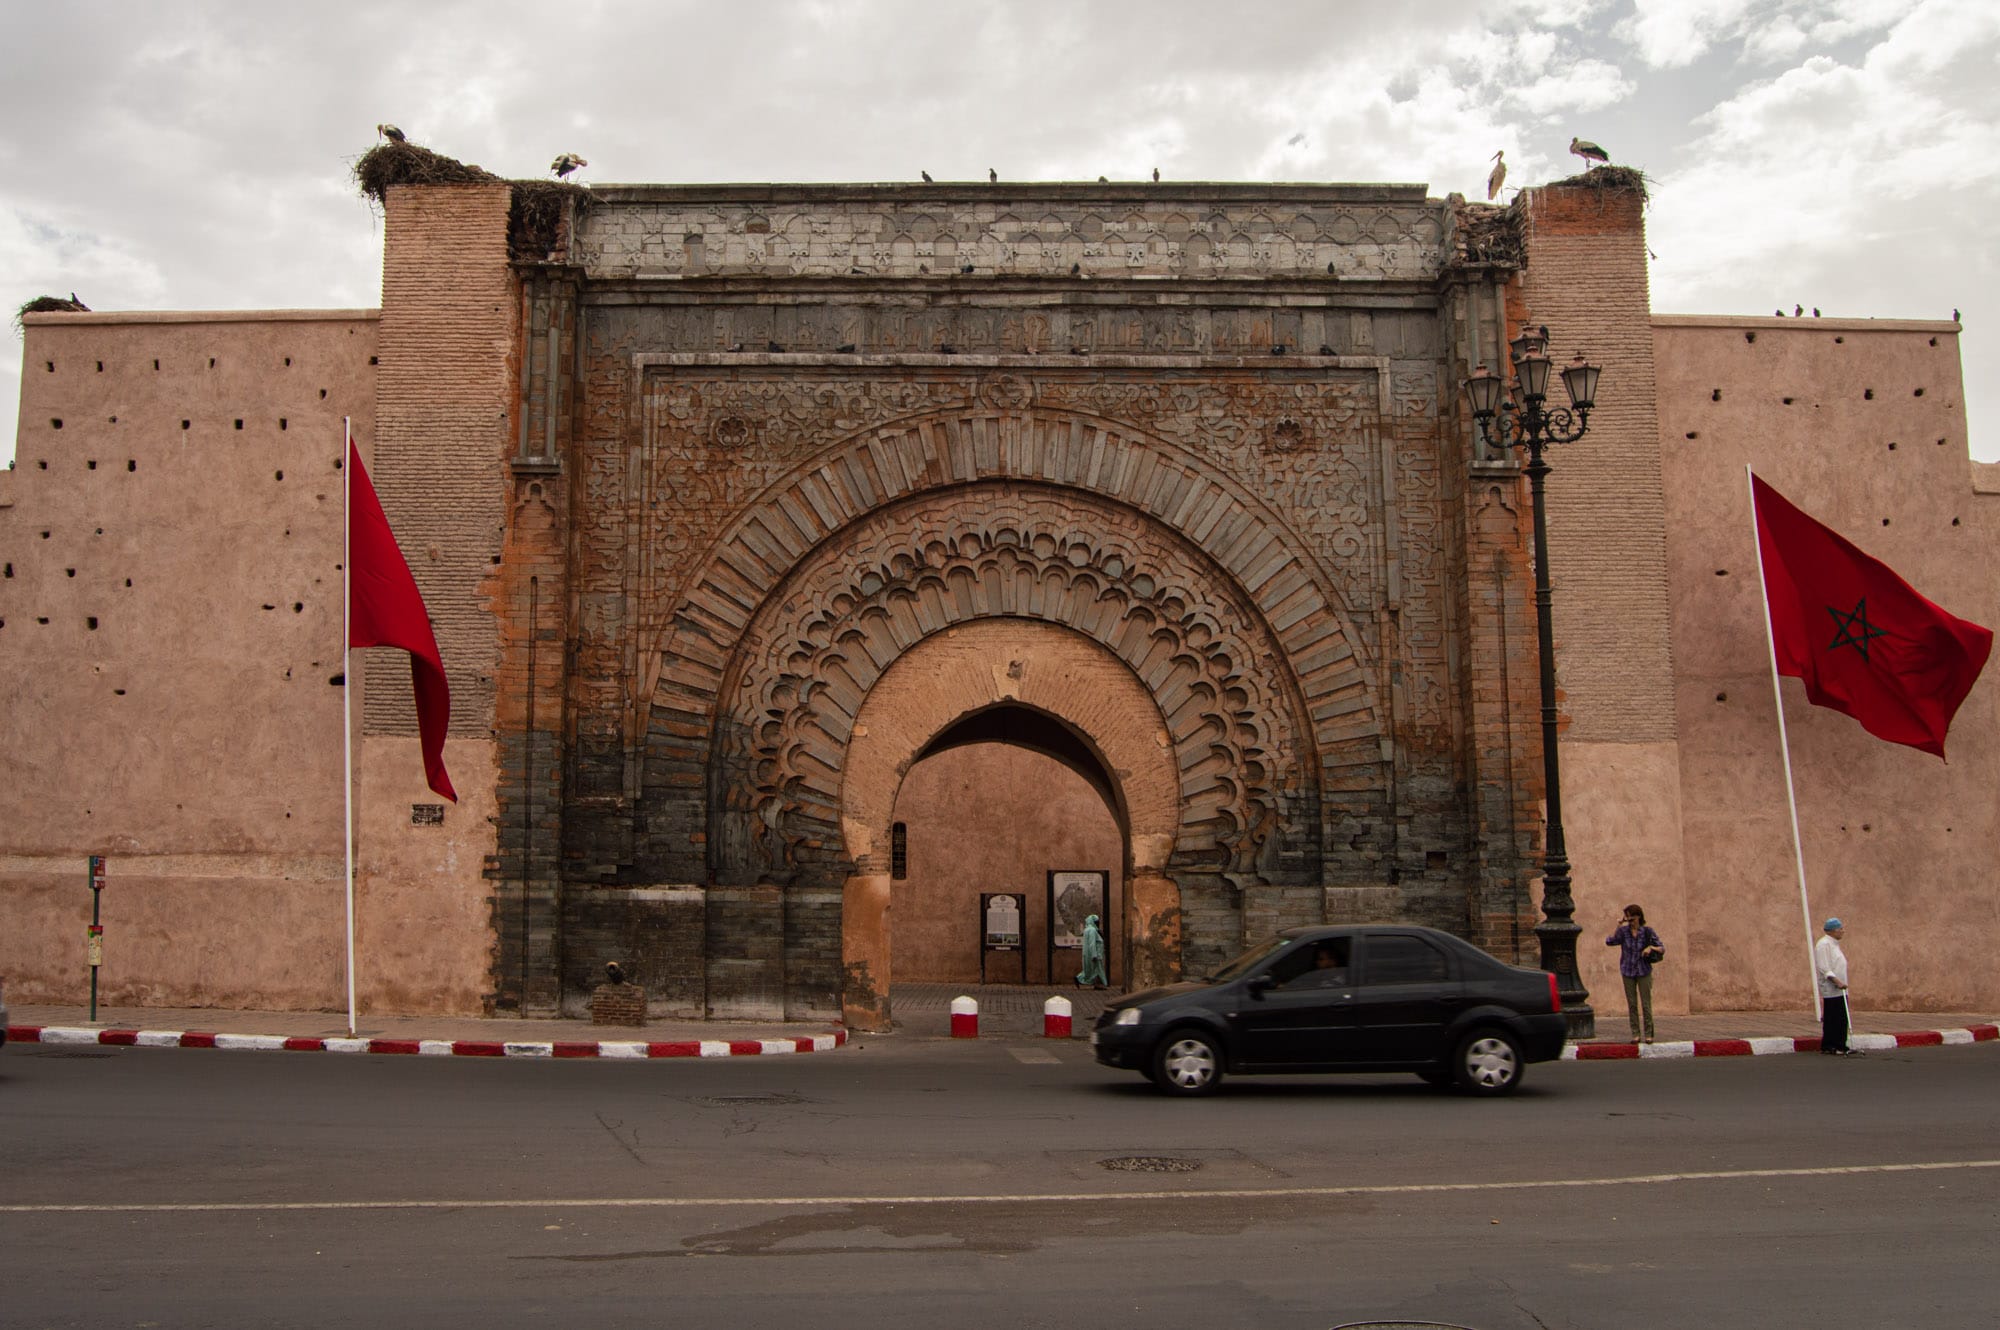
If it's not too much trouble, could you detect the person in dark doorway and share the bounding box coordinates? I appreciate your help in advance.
[1816,917,1854,1055]
[1606,904,1665,1043]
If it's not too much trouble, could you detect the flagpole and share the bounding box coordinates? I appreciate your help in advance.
[1747,466,1823,1019]
[343,419,358,1039]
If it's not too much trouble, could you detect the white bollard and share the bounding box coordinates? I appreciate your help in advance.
[1043,995,1073,1038]
[950,994,979,1038]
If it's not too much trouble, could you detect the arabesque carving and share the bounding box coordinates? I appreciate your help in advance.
[708,485,1344,885]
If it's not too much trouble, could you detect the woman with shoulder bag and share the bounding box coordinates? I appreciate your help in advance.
[1607,904,1666,1043]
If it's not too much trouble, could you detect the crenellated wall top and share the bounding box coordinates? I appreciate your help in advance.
[572,183,1448,282]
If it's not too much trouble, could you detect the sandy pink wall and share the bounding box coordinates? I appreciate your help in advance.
[891,743,1124,986]
[1656,315,1999,1011]
[0,312,375,1007]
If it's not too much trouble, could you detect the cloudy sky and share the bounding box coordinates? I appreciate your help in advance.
[3,0,1996,464]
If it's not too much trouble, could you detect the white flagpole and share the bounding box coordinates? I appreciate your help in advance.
[1746,466,1823,1019]
[343,418,357,1038]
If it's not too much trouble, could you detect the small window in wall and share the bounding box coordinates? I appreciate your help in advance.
[891,822,908,880]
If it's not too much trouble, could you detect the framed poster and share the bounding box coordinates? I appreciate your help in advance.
[1047,871,1105,949]
[978,892,1027,983]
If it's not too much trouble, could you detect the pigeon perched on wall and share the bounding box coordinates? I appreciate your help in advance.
[989,167,998,183]
[605,961,626,985]
[1152,166,1160,182]
[1487,150,1507,201]
[551,153,588,179]
[1569,136,1609,167]
[921,170,933,182]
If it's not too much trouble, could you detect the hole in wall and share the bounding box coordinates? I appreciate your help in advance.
[292,602,303,613]
[1914,387,1926,397]
[153,359,160,370]
[40,530,50,539]
[234,419,243,430]
[318,389,327,399]
[275,470,284,481]
[65,568,74,578]
[37,460,46,469]
[1710,388,1722,401]
[96,361,103,372]
[284,357,292,366]
[127,460,136,471]
[1716,692,1727,702]
[87,459,95,469]
[180,420,190,431]
[86,617,97,630]
[1882,518,1891,526]
[279,418,287,431]
[1952,517,1961,526]
[113,688,125,696]
[1835,336,1844,344]
[1864,388,1874,399]
[207,357,215,368]
[123,579,131,587]
[1888,442,1897,450]
[1782,397,1794,405]
[1744,331,1756,343]
[1930,337,1938,347]
[329,673,345,686]
[37,617,48,625]
[1685,431,1698,440]
[51,418,62,429]
[369,355,379,365]
[46,361,54,372]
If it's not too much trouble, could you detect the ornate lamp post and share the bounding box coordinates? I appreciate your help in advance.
[1466,325,1603,1039]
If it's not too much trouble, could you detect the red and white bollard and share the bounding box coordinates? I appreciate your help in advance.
[950,994,979,1038]
[1043,995,1073,1039]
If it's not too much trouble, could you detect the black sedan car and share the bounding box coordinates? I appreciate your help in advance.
[1091,925,1567,1096]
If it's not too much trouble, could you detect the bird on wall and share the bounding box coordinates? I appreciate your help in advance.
[376,123,405,143]
[921,170,933,182]
[551,152,588,179]
[1098,175,1109,182]
[1795,304,1804,317]
[605,961,625,985]
[1953,308,1961,322]
[1487,150,1507,200]
[1813,308,1821,317]
[68,292,89,311]
[1152,166,1160,182]
[1569,136,1609,167]
[989,167,998,182]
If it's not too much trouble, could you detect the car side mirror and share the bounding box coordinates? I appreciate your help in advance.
[1245,975,1274,999]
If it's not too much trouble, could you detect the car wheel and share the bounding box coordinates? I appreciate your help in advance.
[1452,1028,1525,1096]
[1153,1029,1225,1096]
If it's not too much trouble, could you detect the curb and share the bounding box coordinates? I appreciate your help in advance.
[5,1024,848,1060]
[1561,1024,1998,1060]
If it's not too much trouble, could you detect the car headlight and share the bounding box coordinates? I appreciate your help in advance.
[1113,1007,1142,1026]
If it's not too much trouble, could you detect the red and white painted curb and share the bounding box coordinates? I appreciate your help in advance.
[5,1024,848,1060]
[1562,1024,1997,1060]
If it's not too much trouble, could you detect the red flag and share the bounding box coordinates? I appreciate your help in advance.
[348,441,456,801]
[1752,473,1991,758]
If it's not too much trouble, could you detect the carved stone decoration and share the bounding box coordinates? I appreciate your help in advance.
[708,484,1339,890]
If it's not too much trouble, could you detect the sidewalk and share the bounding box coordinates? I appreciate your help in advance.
[7,986,1994,1061]
[6,1000,846,1060]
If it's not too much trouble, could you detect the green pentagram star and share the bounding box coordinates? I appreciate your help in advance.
[1825,597,1888,659]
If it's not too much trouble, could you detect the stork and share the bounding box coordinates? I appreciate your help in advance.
[551,153,588,179]
[376,123,405,144]
[1487,150,1507,201]
[1569,136,1609,168]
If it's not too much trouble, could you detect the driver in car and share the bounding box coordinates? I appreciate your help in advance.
[1284,940,1349,988]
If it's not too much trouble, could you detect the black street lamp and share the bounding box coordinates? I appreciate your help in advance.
[1466,324,1602,1039]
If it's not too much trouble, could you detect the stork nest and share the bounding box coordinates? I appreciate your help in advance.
[15,294,90,329]
[354,141,590,262]
[1551,164,1650,200]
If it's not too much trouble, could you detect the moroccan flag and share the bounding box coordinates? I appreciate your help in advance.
[348,441,456,801]
[1752,473,1991,758]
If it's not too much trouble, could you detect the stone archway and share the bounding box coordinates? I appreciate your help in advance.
[701,479,1343,1022]
[839,618,1184,1029]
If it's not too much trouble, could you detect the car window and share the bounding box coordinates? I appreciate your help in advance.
[1268,937,1352,988]
[1205,936,1292,983]
[1360,934,1450,985]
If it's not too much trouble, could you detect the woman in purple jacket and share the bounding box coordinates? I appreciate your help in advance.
[1607,904,1666,1043]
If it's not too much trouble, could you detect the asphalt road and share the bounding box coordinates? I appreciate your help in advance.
[3,1034,1996,1329]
